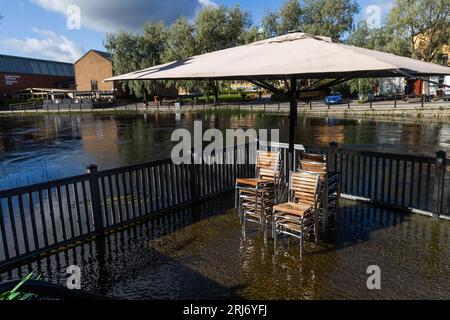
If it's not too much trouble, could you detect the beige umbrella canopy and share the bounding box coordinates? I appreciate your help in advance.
[105,32,450,153]
[105,32,450,81]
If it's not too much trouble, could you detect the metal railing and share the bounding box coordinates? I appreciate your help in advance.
[307,143,449,218]
[0,145,256,267]
[0,142,448,269]
[9,102,43,113]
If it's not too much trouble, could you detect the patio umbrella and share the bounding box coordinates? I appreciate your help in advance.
[105,32,450,154]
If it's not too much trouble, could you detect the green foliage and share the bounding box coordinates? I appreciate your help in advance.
[348,78,379,97]
[104,21,168,98]
[0,273,41,301]
[278,0,303,35]
[349,0,449,65]
[301,0,360,38]
[387,0,449,63]
[261,0,360,39]
[194,5,252,53]
[105,5,252,101]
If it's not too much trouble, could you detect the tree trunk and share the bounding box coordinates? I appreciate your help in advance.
[210,80,220,106]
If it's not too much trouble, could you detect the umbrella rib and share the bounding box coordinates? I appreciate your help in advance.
[312,73,361,91]
[243,78,288,98]
[395,69,450,88]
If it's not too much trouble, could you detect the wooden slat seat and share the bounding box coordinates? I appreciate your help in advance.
[273,202,310,216]
[298,152,341,234]
[273,170,321,257]
[236,178,275,187]
[236,150,282,239]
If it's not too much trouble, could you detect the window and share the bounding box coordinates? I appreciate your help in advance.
[91,80,98,91]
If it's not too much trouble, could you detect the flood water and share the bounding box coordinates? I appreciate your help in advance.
[1,195,448,300]
[1,112,450,190]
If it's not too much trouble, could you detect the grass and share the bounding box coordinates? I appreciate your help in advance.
[0,273,41,301]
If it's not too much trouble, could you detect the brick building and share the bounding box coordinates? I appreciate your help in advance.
[74,50,115,93]
[0,54,75,99]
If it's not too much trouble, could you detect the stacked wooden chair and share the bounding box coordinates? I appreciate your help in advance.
[299,152,340,236]
[235,151,282,239]
[272,170,321,257]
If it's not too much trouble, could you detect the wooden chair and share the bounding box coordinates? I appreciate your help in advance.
[236,151,281,239]
[299,152,340,236]
[272,170,321,257]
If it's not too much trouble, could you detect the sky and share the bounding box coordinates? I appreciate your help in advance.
[0,0,394,63]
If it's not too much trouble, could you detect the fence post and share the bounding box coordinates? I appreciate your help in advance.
[347,99,350,109]
[86,165,105,234]
[190,151,201,206]
[433,151,446,219]
[394,95,397,108]
[329,141,338,173]
[421,94,425,108]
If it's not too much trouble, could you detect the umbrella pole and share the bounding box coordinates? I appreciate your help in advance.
[289,77,298,172]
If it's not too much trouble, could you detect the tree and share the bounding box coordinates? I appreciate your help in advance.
[278,0,303,35]
[162,17,195,62]
[194,5,253,104]
[387,0,450,63]
[261,0,359,39]
[194,5,252,53]
[261,12,280,38]
[104,21,168,98]
[162,17,196,95]
[300,0,360,38]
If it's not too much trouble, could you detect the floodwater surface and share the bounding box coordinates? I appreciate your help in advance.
[1,112,450,190]
[1,196,448,300]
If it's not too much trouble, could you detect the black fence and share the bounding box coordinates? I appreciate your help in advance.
[0,142,448,269]
[308,143,449,218]
[0,145,256,268]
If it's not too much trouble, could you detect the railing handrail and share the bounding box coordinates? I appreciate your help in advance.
[9,102,43,110]
[0,143,255,195]
[306,145,445,164]
[0,173,92,197]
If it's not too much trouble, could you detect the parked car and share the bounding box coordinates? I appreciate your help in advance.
[324,92,343,105]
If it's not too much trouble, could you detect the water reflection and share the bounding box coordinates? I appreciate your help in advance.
[1,193,448,300]
[1,113,450,189]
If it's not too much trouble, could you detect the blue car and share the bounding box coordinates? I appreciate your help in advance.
[325,92,343,105]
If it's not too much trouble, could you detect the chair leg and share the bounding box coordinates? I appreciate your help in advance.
[238,193,243,220]
[273,213,278,249]
[272,210,276,240]
[235,187,239,209]
[241,213,246,239]
[261,201,266,232]
[299,232,303,259]
[264,219,268,244]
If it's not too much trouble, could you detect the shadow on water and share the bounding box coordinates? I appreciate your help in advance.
[0,193,449,300]
[0,193,242,299]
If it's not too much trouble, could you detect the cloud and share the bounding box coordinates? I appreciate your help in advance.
[4,28,84,62]
[32,0,216,33]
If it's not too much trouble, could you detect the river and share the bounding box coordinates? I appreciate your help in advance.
[1,112,450,190]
